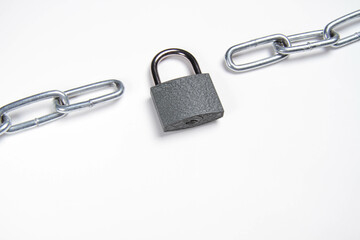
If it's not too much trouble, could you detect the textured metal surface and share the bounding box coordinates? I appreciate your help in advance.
[151,73,224,132]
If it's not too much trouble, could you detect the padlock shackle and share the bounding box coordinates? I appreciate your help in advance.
[151,48,202,85]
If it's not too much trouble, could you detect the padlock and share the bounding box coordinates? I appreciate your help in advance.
[150,48,224,132]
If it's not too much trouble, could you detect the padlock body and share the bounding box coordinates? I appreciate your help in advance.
[150,73,224,132]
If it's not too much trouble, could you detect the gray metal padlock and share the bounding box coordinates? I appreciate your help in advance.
[150,48,224,132]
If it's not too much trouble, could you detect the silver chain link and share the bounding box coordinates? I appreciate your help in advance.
[0,79,124,136]
[225,10,360,72]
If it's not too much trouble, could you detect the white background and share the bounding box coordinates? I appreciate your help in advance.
[0,1,359,239]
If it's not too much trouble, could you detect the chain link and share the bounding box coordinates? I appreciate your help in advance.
[225,34,291,72]
[324,10,360,48]
[55,79,124,113]
[274,30,339,54]
[225,10,360,72]
[0,114,11,135]
[0,79,124,136]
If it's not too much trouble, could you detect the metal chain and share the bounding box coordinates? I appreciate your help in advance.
[225,10,360,72]
[0,79,124,136]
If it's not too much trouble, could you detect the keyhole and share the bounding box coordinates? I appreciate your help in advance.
[186,119,199,125]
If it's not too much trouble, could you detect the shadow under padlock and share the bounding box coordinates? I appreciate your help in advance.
[150,48,224,132]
